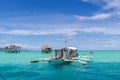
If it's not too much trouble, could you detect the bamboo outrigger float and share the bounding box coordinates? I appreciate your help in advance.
[31,47,93,65]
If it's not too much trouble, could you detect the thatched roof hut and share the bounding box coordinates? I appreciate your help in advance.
[5,45,21,49]
[5,45,21,53]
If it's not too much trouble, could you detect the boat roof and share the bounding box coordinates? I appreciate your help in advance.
[42,45,52,49]
[66,47,77,50]
[54,47,77,51]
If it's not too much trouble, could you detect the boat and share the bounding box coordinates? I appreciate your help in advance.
[41,45,53,53]
[31,47,93,65]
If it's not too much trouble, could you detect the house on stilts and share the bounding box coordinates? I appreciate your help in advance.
[5,45,21,53]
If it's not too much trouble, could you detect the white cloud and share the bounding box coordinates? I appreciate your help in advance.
[15,43,40,50]
[82,0,120,10]
[117,22,120,25]
[1,27,120,50]
[71,37,120,50]
[79,27,120,35]
[74,13,112,20]
[0,27,120,36]
[0,14,77,31]
[103,0,120,10]
[80,0,120,20]
[0,28,78,37]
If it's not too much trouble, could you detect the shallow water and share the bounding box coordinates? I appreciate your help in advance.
[0,50,120,80]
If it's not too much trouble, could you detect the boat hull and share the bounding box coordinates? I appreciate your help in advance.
[48,60,72,65]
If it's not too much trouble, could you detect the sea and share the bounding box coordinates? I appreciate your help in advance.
[0,50,120,80]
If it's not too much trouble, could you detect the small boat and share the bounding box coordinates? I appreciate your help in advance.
[31,47,93,65]
[41,45,53,53]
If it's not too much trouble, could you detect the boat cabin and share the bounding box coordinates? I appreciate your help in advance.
[54,47,78,59]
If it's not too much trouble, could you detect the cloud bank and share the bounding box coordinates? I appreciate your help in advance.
[76,0,120,20]
[1,27,120,37]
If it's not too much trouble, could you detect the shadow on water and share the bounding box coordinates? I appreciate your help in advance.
[49,64,65,69]
[48,62,73,69]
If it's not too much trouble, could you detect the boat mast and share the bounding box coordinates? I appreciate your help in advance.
[64,40,67,48]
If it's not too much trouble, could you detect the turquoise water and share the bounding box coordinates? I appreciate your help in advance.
[0,50,120,80]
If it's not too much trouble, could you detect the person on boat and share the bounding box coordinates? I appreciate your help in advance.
[66,54,69,59]
[55,52,57,58]
[69,49,73,59]
[55,50,59,59]
[61,49,64,58]
[75,49,78,57]
[62,48,67,59]
[76,52,78,57]
[55,50,63,60]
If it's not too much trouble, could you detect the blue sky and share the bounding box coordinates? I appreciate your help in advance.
[0,0,120,50]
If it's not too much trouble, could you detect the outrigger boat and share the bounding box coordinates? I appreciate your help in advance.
[31,47,93,65]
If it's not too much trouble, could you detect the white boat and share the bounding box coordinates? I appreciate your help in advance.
[31,47,93,65]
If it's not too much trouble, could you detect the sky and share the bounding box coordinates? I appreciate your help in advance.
[0,0,120,50]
